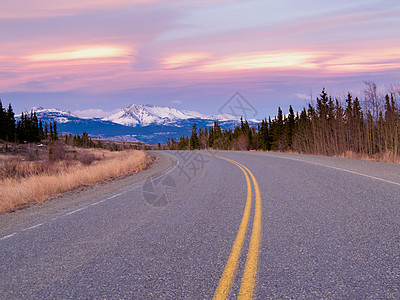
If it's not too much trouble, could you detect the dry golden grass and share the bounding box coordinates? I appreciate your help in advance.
[335,150,400,164]
[269,149,400,164]
[0,149,151,213]
[335,151,372,161]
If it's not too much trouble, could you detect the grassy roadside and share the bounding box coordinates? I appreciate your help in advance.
[0,147,152,213]
[270,149,400,164]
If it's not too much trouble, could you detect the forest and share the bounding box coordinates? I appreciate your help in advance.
[167,83,400,162]
[0,101,137,150]
[0,101,58,143]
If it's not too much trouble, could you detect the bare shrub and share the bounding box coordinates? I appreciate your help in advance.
[27,145,39,161]
[378,150,397,163]
[48,142,65,161]
[237,134,249,151]
[78,151,98,165]
[1,159,19,179]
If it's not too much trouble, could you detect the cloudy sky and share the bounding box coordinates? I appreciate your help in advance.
[1,0,399,118]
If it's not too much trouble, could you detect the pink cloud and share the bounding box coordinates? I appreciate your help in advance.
[25,45,133,63]
[162,52,211,69]
[0,0,163,19]
[1,0,399,100]
[196,51,323,72]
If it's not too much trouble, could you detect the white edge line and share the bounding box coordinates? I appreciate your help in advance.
[269,154,400,187]
[108,192,125,199]
[22,223,44,231]
[65,207,87,216]
[126,185,142,192]
[151,152,180,181]
[91,202,101,206]
[49,153,179,220]
[0,233,16,240]
[96,152,179,200]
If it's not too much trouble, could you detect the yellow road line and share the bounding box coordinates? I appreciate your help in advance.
[237,163,262,300]
[212,160,252,300]
[205,154,262,300]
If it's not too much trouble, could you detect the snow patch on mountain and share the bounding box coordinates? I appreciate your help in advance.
[23,107,78,124]
[103,104,213,127]
[23,104,260,144]
[103,104,245,127]
[30,107,77,118]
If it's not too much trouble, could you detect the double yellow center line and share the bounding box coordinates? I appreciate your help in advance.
[206,154,262,300]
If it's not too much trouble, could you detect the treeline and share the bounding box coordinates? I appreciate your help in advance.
[65,132,140,151]
[0,100,58,143]
[168,84,400,160]
[0,101,136,151]
[65,132,97,148]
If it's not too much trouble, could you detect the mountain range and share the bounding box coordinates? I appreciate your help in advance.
[29,104,258,144]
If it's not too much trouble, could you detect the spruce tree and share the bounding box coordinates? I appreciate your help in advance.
[38,120,44,140]
[32,112,40,142]
[178,135,188,150]
[53,122,58,140]
[6,103,16,142]
[287,105,295,148]
[0,101,6,140]
[49,123,53,140]
[44,122,48,139]
[190,123,199,150]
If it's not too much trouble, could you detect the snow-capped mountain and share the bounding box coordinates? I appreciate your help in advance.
[27,107,77,124]
[104,104,217,127]
[27,104,258,144]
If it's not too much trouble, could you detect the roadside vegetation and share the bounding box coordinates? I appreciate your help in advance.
[0,101,58,143]
[168,82,400,163]
[0,143,151,213]
[0,100,152,213]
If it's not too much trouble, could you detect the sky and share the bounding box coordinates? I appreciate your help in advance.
[1,0,399,118]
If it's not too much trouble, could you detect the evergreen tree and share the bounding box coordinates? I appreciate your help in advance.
[178,135,189,150]
[190,123,200,150]
[270,107,284,150]
[32,112,40,142]
[49,123,53,140]
[44,122,49,139]
[287,105,295,148]
[259,118,270,150]
[38,120,44,140]
[82,131,89,147]
[53,122,58,140]
[0,101,6,140]
[6,103,16,142]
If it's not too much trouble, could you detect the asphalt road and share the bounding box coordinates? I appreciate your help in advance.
[1,151,400,299]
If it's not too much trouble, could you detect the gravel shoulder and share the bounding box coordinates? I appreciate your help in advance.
[0,151,174,230]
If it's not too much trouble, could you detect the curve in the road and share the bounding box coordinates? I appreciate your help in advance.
[207,154,262,300]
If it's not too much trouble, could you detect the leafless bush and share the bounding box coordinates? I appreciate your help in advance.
[0,159,19,179]
[379,150,398,163]
[48,142,65,161]
[0,159,49,180]
[78,151,99,165]
[27,145,39,161]
[237,134,249,151]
